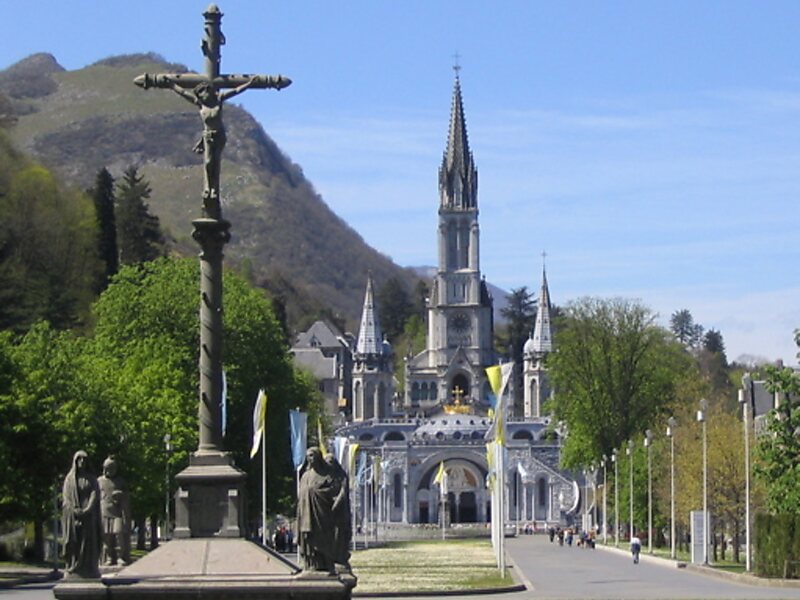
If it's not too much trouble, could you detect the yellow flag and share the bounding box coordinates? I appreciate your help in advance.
[486,365,502,397]
[485,363,514,446]
[317,417,328,457]
[250,389,268,459]
[433,460,445,485]
[485,442,496,491]
[348,443,360,476]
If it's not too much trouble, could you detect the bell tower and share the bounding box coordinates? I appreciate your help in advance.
[405,67,495,411]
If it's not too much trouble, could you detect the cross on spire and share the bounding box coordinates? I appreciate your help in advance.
[452,52,462,77]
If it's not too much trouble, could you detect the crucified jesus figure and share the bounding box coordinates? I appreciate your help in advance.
[170,77,255,217]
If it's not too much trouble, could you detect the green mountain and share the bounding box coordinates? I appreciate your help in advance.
[0,52,419,330]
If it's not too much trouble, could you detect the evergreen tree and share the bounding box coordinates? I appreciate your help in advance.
[90,167,118,291]
[377,277,414,342]
[702,328,726,356]
[498,287,536,411]
[116,166,165,265]
[670,308,704,348]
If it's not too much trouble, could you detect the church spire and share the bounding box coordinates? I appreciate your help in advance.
[531,260,553,355]
[355,274,385,356]
[439,68,478,210]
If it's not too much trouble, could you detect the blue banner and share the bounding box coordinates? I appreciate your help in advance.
[289,410,308,470]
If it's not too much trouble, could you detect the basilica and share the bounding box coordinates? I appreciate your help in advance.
[291,73,581,528]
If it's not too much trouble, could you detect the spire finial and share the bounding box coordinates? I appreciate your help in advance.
[452,52,462,78]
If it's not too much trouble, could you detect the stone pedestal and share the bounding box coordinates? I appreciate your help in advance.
[53,538,355,600]
[173,451,245,538]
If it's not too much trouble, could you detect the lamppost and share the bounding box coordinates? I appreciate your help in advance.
[740,374,753,572]
[590,463,597,532]
[697,398,709,564]
[582,467,589,532]
[612,449,619,547]
[626,439,634,541]
[163,433,173,541]
[602,454,608,545]
[644,429,653,553]
[666,416,677,559]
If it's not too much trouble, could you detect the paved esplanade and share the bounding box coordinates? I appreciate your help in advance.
[499,535,800,599]
[7,538,800,600]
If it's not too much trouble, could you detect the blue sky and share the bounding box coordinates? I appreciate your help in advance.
[4,1,799,365]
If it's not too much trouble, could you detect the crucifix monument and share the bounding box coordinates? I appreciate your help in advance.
[134,4,290,539]
[55,6,355,598]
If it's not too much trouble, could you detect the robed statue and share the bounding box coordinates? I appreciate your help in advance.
[98,456,131,566]
[297,447,352,574]
[62,450,102,578]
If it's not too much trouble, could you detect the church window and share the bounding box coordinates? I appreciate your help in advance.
[453,431,462,440]
[431,383,438,400]
[359,433,374,441]
[512,430,533,441]
[537,478,547,507]
[421,382,429,400]
[384,431,405,441]
[411,382,420,402]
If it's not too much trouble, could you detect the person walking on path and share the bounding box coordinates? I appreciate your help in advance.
[631,534,642,564]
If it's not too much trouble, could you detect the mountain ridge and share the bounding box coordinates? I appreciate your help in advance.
[1,52,421,330]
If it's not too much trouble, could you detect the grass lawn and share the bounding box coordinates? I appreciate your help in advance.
[350,539,513,594]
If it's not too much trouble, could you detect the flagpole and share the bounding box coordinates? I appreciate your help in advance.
[297,466,301,563]
[261,426,267,546]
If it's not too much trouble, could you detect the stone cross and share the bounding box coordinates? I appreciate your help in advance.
[134,4,291,221]
[134,4,290,458]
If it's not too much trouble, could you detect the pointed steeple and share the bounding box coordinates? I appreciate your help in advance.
[356,275,385,356]
[531,262,553,355]
[439,70,478,210]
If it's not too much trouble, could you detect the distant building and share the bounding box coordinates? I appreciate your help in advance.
[291,71,580,527]
[291,320,353,423]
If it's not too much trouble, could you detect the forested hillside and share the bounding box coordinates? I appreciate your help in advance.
[0,52,419,331]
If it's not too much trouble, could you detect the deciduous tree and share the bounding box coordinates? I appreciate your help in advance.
[0,164,100,331]
[755,363,800,515]
[548,297,692,468]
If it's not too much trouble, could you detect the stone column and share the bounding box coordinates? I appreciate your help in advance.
[194,218,229,453]
[402,481,408,523]
[523,483,528,522]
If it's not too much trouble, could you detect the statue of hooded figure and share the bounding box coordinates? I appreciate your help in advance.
[297,447,337,574]
[62,450,102,578]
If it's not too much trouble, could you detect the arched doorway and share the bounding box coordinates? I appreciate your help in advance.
[427,460,484,524]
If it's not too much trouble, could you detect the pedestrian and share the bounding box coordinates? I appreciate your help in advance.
[631,533,642,564]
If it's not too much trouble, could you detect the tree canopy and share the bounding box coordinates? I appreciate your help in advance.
[0,257,320,538]
[755,363,800,515]
[548,297,693,468]
[0,137,100,331]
